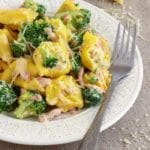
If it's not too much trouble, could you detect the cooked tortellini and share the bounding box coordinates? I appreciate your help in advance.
[48,18,72,41]
[0,0,111,121]
[0,29,13,63]
[57,0,80,13]
[33,41,71,78]
[26,58,39,77]
[46,75,83,112]
[4,25,18,40]
[81,32,111,71]
[83,69,111,91]
[14,77,45,93]
[0,61,16,83]
[114,0,124,5]
[0,58,38,83]
[0,8,38,28]
[0,60,8,71]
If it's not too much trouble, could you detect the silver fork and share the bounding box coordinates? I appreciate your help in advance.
[78,22,137,150]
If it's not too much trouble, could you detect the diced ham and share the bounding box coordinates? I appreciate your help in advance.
[85,84,105,94]
[20,71,30,81]
[32,93,42,102]
[38,114,47,122]
[37,77,51,88]
[78,67,84,86]
[63,14,71,22]
[44,27,57,41]
[69,108,77,115]
[38,108,62,122]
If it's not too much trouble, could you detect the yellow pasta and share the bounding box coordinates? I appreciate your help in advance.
[0,8,38,27]
[46,75,83,112]
[114,0,124,5]
[0,60,8,71]
[81,32,111,72]
[48,18,72,41]
[14,77,45,93]
[26,59,39,77]
[57,0,80,13]
[0,29,13,63]
[83,69,111,91]
[33,40,71,78]
[0,61,16,83]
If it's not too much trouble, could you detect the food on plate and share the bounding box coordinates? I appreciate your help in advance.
[114,0,124,5]
[0,0,111,121]
[14,90,46,119]
[81,32,110,71]
[0,29,13,63]
[33,40,71,78]
[0,80,17,112]
[46,75,83,112]
[0,8,38,28]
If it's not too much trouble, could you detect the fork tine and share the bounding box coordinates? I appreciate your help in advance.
[122,22,131,58]
[119,23,127,58]
[130,23,137,61]
[112,23,121,61]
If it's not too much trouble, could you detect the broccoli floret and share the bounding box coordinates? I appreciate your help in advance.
[82,87,103,108]
[36,4,46,18]
[56,9,91,31]
[14,91,46,119]
[43,56,58,68]
[69,31,85,49]
[11,41,28,57]
[89,77,99,84]
[69,35,81,49]
[71,53,82,76]
[11,21,51,57]
[0,80,17,112]
[24,0,46,18]
[71,9,91,29]
[23,22,50,47]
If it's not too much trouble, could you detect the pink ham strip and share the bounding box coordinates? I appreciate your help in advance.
[32,93,42,102]
[37,77,51,88]
[38,108,62,122]
[78,67,84,86]
[20,71,30,81]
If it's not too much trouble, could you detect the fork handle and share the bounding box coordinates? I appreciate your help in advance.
[78,82,116,150]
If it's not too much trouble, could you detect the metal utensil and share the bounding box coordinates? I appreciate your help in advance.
[79,22,137,150]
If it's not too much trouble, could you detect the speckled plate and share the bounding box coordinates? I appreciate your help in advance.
[0,0,143,145]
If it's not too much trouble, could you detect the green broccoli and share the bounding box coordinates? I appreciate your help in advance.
[38,45,58,68]
[11,41,28,57]
[14,91,46,119]
[56,9,91,31]
[36,4,46,18]
[43,56,58,68]
[71,9,91,30]
[69,32,83,49]
[0,80,17,112]
[23,22,50,47]
[89,76,99,84]
[71,53,82,76]
[82,87,103,108]
[24,0,46,18]
[11,21,51,57]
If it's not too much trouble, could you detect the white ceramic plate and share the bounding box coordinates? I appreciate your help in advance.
[0,0,143,145]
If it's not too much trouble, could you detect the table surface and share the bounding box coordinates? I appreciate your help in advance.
[0,0,150,150]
